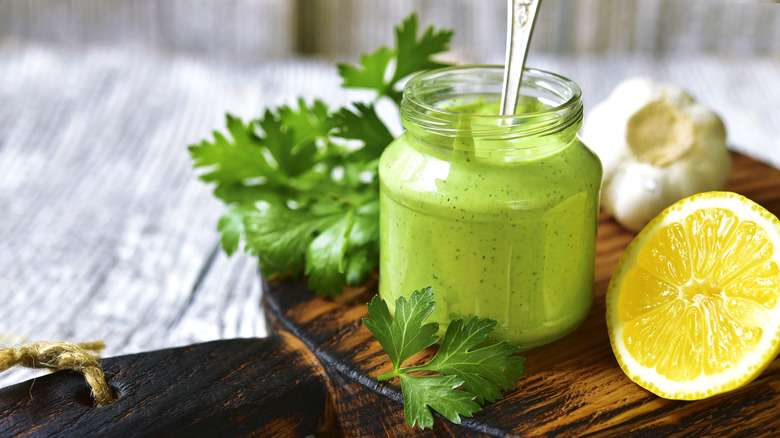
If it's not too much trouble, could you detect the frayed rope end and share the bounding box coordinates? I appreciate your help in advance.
[0,341,116,407]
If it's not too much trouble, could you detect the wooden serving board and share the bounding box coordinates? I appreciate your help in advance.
[1,152,778,437]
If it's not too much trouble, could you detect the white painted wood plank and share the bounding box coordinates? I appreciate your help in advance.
[297,0,780,59]
[0,0,296,60]
[0,47,350,387]
[1,0,778,61]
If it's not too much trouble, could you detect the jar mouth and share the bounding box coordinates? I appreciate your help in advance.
[401,65,583,140]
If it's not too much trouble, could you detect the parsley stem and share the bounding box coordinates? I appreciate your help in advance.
[377,370,400,381]
[378,365,427,381]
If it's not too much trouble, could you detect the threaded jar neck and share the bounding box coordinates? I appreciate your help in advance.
[400,66,583,160]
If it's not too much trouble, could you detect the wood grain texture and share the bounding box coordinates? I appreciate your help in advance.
[0,334,330,437]
[262,152,780,436]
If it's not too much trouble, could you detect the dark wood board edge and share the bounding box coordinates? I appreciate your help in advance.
[0,336,330,437]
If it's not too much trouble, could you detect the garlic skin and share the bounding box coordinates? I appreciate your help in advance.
[582,77,731,232]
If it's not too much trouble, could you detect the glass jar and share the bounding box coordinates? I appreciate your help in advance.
[378,66,602,349]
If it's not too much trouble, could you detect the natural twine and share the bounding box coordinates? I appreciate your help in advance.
[0,341,116,407]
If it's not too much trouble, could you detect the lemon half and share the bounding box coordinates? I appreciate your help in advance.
[606,191,780,400]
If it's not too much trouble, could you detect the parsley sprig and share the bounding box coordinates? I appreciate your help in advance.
[338,15,453,104]
[189,14,453,297]
[363,288,526,430]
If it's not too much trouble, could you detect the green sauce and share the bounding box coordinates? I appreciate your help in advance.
[379,95,602,349]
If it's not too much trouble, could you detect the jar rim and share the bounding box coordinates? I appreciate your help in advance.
[402,65,582,121]
[400,65,583,144]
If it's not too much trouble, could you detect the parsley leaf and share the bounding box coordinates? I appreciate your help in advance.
[364,287,439,368]
[409,317,526,404]
[243,204,343,283]
[304,209,354,295]
[189,14,452,296]
[332,103,393,161]
[399,374,480,428]
[337,46,395,97]
[217,205,253,256]
[363,288,526,430]
[392,14,455,85]
[337,14,453,104]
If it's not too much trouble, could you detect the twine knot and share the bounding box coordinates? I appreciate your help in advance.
[0,341,116,407]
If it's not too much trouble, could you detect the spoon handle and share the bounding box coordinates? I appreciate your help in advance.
[500,0,542,116]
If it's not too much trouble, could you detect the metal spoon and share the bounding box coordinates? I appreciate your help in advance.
[500,0,542,116]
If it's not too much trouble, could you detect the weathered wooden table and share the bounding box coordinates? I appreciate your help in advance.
[1,43,779,435]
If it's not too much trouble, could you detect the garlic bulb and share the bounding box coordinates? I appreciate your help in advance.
[582,77,731,232]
